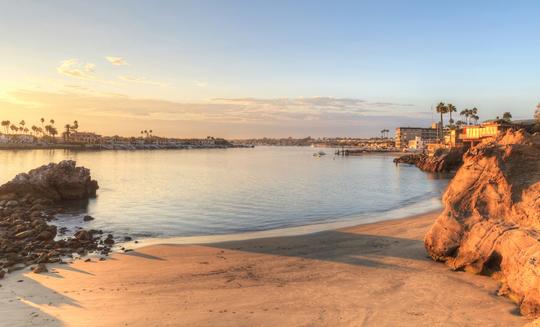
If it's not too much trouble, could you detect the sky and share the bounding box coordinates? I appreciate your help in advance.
[0,0,539,138]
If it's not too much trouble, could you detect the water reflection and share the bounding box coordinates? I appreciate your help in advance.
[0,147,448,238]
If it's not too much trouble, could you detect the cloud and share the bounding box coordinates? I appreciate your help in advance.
[118,75,167,86]
[7,90,417,123]
[209,97,415,121]
[106,56,128,65]
[57,59,96,80]
[3,90,429,137]
[195,81,207,87]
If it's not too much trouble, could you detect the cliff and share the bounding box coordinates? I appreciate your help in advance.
[424,130,540,317]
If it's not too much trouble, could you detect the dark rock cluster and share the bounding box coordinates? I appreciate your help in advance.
[0,161,112,279]
[393,147,466,173]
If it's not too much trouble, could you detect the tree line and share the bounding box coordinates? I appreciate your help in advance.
[0,118,81,141]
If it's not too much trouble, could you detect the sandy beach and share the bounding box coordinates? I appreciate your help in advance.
[0,211,527,327]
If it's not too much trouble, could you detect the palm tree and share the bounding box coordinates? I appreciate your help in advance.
[44,125,57,141]
[502,112,512,122]
[10,124,17,134]
[460,109,469,125]
[19,120,25,130]
[471,107,479,125]
[435,102,448,140]
[447,103,457,126]
[1,120,10,134]
[64,124,72,141]
[31,125,38,136]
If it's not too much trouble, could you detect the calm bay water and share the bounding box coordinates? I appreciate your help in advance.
[0,147,448,238]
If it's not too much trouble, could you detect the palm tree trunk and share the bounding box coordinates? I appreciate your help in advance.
[440,112,443,140]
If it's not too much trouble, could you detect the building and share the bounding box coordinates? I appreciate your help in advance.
[395,126,438,149]
[455,119,536,146]
[407,136,425,150]
[0,134,36,144]
[64,131,103,144]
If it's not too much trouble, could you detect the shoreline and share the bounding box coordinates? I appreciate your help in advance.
[123,196,443,249]
[0,209,527,326]
[0,143,252,151]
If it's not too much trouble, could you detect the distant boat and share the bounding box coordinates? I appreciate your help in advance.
[313,151,327,157]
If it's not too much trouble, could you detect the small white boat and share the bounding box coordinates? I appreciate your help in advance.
[313,151,327,157]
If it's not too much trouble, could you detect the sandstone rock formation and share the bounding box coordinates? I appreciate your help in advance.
[0,160,99,202]
[424,130,540,317]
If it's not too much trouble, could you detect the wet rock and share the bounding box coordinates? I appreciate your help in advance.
[32,263,48,274]
[74,230,92,242]
[124,236,132,241]
[104,234,115,246]
[83,215,94,222]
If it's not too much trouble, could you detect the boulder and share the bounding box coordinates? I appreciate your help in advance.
[0,160,99,202]
[32,263,48,274]
[83,215,94,222]
[425,130,540,317]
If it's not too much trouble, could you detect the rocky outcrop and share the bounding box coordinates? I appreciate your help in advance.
[0,160,99,202]
[424,130,540,317]
[0,161,111,277]
[394,147,465,173]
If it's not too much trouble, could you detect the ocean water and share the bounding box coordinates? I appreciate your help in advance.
[0,147,448,238]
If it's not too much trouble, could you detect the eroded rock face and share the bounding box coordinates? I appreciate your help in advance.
[424,130,540,317]
[393,147,465,173]
[0,160,99,202]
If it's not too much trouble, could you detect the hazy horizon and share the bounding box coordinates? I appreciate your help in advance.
[1,0,539,138]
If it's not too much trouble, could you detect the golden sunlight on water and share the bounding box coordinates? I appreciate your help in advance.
[0,147,448,238]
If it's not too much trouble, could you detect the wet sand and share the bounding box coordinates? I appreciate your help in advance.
[0,211,527,326]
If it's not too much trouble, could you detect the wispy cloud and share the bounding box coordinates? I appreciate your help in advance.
[3,90,428,137]
[195,81,207,87]
[106,56,128,65]
[8,90,418,123]
[118,75,167,86]
[57,59,96,80]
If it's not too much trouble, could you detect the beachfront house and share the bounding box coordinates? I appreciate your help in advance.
[457,120,535,146]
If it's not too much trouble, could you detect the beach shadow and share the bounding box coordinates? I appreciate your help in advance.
[0,270,83,327]
[119,251,166,261]
[200,230,426,271]
[56,265,95,276]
